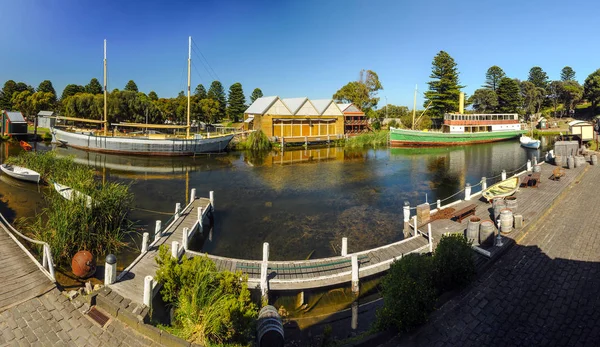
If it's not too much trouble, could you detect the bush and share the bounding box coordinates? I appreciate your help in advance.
[432,234,475,292]
[376,254,436,332]
[155,246,258,345]
[345,131,389,148]
[371,120,381,130]
[235,130,272,151]
[400,114,433,130]
[387,119,399,128]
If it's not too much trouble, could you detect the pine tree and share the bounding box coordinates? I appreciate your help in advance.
[85,78,103,94]
[226,82,246,122]
[194,84,207,99]
[560,66,576,82]
[483,66,506,91]
[124,80,139,92]
[207,81,226,121]
[250,88,263,103]
[423,51,464,118]
[527,67,549,90]
[496,77,522,113]
[37,80,57,103]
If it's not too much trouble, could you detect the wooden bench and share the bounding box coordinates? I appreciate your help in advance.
[520,175,530,187]
[530,172,541,188]
[451,204,477,222]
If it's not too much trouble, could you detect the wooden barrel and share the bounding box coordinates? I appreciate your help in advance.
[592,154,598,166]
[533,164,542,173]
[554,155,565,167]
[493,198,506,220]
[257,305,284,347]
[466,217,481,246]
[574,155,586,168]
[500,208,513,234]
[479,220,495,247]
[567,156,575,169]
[505,196,517,212]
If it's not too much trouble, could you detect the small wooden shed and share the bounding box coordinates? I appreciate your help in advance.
[1,110,28,136]
[37,111,56,129]
[568,120,594,141]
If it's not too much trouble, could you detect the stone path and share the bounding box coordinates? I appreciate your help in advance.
[0,288,159,346]
[386,165,600,346]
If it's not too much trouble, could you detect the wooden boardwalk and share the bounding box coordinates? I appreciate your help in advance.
[0,220,54,312]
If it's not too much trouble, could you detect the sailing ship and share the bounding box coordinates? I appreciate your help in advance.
[390,92,525,146]
[52,37,234,156]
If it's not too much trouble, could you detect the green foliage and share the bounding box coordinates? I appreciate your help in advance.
[333,69,382,113]
[226,82,246,122]
[1,80,18,109]
[345,131,388,148]
[7,151,134,263]
[497,77,522,113]
[250,88,263,103]
[520,81,544,115]
[561,80,584,114]
[37,80,57,103]
[194,84,207,99]
[124,80,139,92]
[584,69,600,110]
[376,254,436,331]
[432,234,475,292]
[85,78,103,95]
[528,66,549,90]
[399,114,432,130]
[561,66,576,82]
[424,51,464,118]
[154,245,258,345]
[235,130,272,151]
[148,91,158,101]
[208,81,227,121]
[371,120,381,130]
[200,98,220,124]
[387,119,399,128]
[377,104,409,120]
[470,88,498,113]
[484,65,506,91]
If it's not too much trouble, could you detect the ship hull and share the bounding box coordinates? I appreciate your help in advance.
[390,128,525,147]
[52,128,233,156]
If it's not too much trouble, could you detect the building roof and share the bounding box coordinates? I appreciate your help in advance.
[568,120,591,126]
[311,99,334,114]
[38,110,55,116]
[337,103,352,112]
[244,96,278,115]
[4,111,26,123]
[281,97,307,115]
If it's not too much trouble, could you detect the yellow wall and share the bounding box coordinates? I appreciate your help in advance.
[251,114,344,138]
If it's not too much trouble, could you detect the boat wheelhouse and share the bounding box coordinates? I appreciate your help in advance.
[442,113,521,134]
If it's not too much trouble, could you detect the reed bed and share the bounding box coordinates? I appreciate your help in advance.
[345,130,390,148]
[7,151,135,264]
[234,130,272,151]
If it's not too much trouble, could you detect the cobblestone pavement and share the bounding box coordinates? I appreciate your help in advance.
[386,166,600,347]
[0,288,159,346]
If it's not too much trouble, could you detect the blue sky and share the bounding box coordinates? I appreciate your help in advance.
[1,0,597,107]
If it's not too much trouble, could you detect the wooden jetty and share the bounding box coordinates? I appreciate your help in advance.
[0,214,55,311]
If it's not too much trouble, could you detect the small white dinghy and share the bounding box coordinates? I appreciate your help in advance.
[0,164,41,183]
[520,135,541,149]
[53,182,93,208]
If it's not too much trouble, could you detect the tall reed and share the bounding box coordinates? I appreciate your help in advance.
[345,130,390,148]
[235,130,272,151]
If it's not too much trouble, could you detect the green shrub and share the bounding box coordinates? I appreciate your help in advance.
[235,130,272,151]
[400,114,432,130]
[345,131,389,148]
[155,246,258,345]
[371,120,381,130]
[387,119,399,128]
[376,254,436,332]
[432,234,475,292]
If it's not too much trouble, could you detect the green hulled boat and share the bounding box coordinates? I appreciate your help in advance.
[390,113,525,146]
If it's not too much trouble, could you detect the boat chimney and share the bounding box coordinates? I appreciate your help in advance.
[459,92,465,114]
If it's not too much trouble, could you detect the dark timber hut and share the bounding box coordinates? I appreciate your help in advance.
[1,110,28,136]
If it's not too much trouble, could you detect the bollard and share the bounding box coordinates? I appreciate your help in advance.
[341,237,348,256]
[171,241,179,259]
[141,232,149,253]
[436,199,441,210]
[104,254,117,286]
[143,276,153,308]
[351,255,359,295]
[533,156,538,166]
[495,229,504,247]
[465,183,471,201]
[412,215,418,235]
[175,202,181,219]
[501,170,507,181]
[351,301,358,330]
[198,207,204,233]
[403,201,410,223]
[210,191,215,211]
[261,243,269,302]
[154,220,162,241]
[481,177,487,191]
[182,227,189,251]
[428,224,433,253]
[190,188,196,203]
[527,160,532,171]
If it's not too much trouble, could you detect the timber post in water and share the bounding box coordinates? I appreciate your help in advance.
[209,191,215,210]
[501,170,507,181]
[175,203,182,219]
[141,232,149,253]
[190,188,196,202]
[403,201,411,238]
[481,177,487,191]
[436,199,441,210]
[341,237,348,256]
[197,207,204,233]
[351,255,359,295]
[261,242,270,302]
[465,183,471,201]
[171,241,179,259]
[143,275,153,308]
[104,254,117,286]
[182,227,189,251]
[154,221,162,241]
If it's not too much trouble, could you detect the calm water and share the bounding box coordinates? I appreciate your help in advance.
[0,138,550,265]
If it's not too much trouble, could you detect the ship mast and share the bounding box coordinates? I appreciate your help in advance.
[103,39,108,136]
[412,84,417,130]
[187,36,191,138]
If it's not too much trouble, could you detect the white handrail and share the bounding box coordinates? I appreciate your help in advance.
[0,212,55,282]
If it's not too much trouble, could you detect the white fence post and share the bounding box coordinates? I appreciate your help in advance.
[104,254,117,286]
[341,237,348,256]
[261,242,269,302]
[351,255,359,295]
[481,177,487,191]
[428,224,433,253]
[143,276,153,308]
[501,170,507,181]
[527,160,532,171]
[465,183,471,201]
[190,188,196,203]
[175,203,181,219]
[403,201,410,222]
[141,232,149,253]
[171,241,179,259]
[154,220,162,241]
[182,227,189,251]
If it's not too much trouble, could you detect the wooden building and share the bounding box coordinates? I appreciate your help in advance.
[244,96,345,143]
[337,103,369,136]
[1,110,28,136]
[568,120,594,142]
